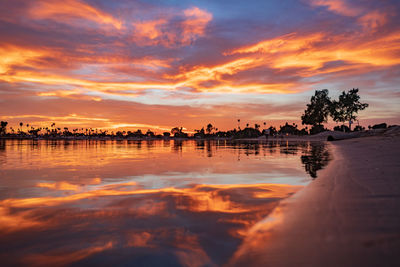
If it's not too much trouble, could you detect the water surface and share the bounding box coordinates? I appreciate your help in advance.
[0,139,330,266]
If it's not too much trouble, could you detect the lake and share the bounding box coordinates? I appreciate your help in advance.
[0,139,330,266]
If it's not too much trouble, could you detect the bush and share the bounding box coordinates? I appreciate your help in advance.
[353,125,365,132]
[234,127,262,138]
[310,125,325,135]
[372,123,387,129]
[333,125,350,132]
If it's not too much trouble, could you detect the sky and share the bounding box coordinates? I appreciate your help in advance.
[0,0,399,133]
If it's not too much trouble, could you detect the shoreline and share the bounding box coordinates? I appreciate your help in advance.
[228,132,400,266]
[0,128,393,142]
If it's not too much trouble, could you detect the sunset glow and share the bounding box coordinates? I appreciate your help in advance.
[0,0,399,131]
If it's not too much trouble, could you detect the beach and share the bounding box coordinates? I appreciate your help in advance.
[228,130,400,266]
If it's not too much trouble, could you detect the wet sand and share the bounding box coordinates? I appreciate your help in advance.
[229,133,400,267]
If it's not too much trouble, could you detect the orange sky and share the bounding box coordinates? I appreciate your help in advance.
[0,0,399,132]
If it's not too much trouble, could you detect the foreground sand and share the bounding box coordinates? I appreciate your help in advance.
[228,133,400,267]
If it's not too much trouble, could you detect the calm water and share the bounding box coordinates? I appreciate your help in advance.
[0,139,330,267]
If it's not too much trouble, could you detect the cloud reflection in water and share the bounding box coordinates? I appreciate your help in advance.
[0,140,330,266]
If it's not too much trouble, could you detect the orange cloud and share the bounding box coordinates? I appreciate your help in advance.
[132,6,212,47]
[228,31,400,74]
[2,27,399,100]
[182,7,213,44]
[29,0,122,29]
[309,0,361,16]
[0,207,42,233]
[22,242,113,267]
[358,11,388,30]
[0,45,45,74]
[167,57,298,93]
[309,0,391,31]
[1,182,301,209]
[1,114,110,129]
[227,32,324,55]
[0,179,303,266]
[37,181,80,191]
[134,19,168,43]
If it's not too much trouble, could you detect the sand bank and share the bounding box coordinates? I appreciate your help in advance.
[228,132,400,267]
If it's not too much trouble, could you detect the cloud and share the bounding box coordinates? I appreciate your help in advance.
[28,0,122,29]
[308,0,393,31]
[0,0,399,128]
[309,0,361,16]
[358,10,388,30]
[182,7,213,44]
[227,31,400,75]
[132,6,212,47]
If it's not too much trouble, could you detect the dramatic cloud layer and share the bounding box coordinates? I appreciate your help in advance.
[0,0,399,131]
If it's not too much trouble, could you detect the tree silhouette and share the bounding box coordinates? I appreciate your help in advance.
[330,88,368,131]
[301,89,331,134]
[0,121,7,135]
[171,127,181,135]
[206,123,214,134]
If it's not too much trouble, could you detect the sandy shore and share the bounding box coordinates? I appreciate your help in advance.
[228,132,400,266]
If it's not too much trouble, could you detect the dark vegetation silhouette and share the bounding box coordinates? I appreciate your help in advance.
[301,143,331,178]
[301,88,369,133]
[330,88,369,131]
[0,88,390,140]
[301,89,331,134]
[0,121,7,135]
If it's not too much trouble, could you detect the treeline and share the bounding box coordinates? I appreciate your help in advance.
[0,88,391,139]
[0,121,293,139]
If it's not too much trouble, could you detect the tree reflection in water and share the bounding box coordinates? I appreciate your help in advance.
[194,140,331,179]
[301,143,331,178]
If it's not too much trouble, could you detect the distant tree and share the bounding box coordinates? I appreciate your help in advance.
[206,123,214,134]
[330,88,368,131]
[135,129,143,136]
[146,129,155,137]
[171,127,186,138]
[269,126,277,136]
[301,89,331,134]
[28,128,40,137]
[194,127,205,138]
[279,122,299,135]
[235,126,262,138]
[0,121,7,135]
[333,125,350,132]
[353,125,365,132]
[171,127,181,135]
